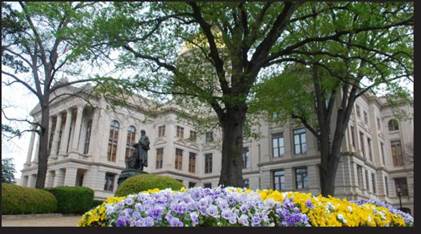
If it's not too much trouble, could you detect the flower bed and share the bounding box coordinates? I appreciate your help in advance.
[79,187,413,227]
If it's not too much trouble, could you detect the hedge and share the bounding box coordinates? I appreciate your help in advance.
[1,183,57,214]
[115,174,184,197]
[46,186,94,214]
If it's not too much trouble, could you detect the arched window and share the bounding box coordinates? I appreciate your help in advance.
[388,119,399,131]
[125,125,136,160]
[107,120,120,162]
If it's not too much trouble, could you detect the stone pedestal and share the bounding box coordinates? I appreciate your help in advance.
[117,169,147,186]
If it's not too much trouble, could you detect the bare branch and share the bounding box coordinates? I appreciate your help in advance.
[1,109,41,128]
[2,70,40,98]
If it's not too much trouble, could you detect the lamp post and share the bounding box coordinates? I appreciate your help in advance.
[396,187,403,210]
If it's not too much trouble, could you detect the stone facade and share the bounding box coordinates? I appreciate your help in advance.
[21,86,413,213]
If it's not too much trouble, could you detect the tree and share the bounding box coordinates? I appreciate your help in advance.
[81,1,412,187]
[1,2,98,188]
[251,2,412,195]
[2,158,16,183]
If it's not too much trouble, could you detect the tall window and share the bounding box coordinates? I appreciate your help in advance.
[293,128,307,155]
[206,131,213,143]
[295,167,308,189]
[272,133,285,157]
[384,176,389,196]
[158,125,166,137]
[57,114,66,154]
[350,126,356,148]
[273,169,285,190]
[188,182,196,188]
[388,119,399,131]
[176,126,184,138]
[156,148,163,169]
[394,177,408,196]
[359,131,365,157]
[203,183,212,188]
[205,153,212,173]
[356,105,361,118]
[48,117,57,155]
[189,130,197,141]
[371,173,377,194]
[391,140,403,166]
[104,173,116,192]
[243,178,250,188]
[357,165,364,190]
[242,147,250,168]
[125,125,136,160]
[189,152,196,173]
[107,120,119,162]
[380,142,386,165]
[363,111,368,124]
[83,119,92,154]
[365,170,370,191]
[367,137,373,161]
[175,148,183,170]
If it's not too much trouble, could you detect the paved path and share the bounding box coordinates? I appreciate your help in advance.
[2,215,82,227]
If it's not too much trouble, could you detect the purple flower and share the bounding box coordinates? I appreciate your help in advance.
[238,214,249,226]
[206,205,219,218]
[168,216,184,227]
[147,206,164,220]
[190,212,199,226]
[251,214,262,226]
[170,201,187,215]
[124,197,134,206]
[305,199,314,209]
[221,208,234,220]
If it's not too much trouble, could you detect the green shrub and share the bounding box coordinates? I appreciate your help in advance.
[1,183,57,214]
[46,186,94,214]
[90,199,104,209]
[115,174,184,197]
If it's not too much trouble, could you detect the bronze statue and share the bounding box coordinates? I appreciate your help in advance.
[125,130,150,171]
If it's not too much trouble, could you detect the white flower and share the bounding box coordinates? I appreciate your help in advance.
[337,213,347,224]
[347,206,353,213]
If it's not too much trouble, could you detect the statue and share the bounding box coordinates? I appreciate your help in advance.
[118,130,150,185]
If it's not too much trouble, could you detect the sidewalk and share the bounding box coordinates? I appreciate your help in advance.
[2,214,82,227]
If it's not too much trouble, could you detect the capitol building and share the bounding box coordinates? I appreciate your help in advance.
[20,84,414,213]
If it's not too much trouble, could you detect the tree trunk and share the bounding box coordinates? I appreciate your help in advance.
[218,107,246,187]
[319,154,340,196]
[35,104,50,188]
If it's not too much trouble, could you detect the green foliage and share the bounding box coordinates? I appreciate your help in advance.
[115,174,184,197]
[46,186,94,214]
[1,158,16,183]
[1,183,57,214]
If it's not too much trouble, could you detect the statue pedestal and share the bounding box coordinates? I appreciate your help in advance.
[117,169,147,186]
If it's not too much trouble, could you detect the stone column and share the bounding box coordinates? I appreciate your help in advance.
[60,109,73,156]
[54,169,65,187]
[63,167,78,186]
[71,106,84,153]
[33,134,39,163]
[117,120,128,166]
[50,114,62,157]
[88,108,99,158]
[25,128,36,166]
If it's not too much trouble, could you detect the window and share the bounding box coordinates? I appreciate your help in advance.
[104,173,116,192]
[189,130,197,141]
[367,137,373,161]
[48,116,57,155]
[350,126,356,148]
[189,152,196,173]
[176,126,184,138]
[357,165,364,190]
[273,169,285,191]
[388,119,399,131]
[243,179,250,188]
[272,133,285,157]
[380,142,385,165]
[371,173,377,194]
[188,182,196,188]
[377,117,381,130]
[175,148,183,170]
[206,131,213,143]
[205,153,212,173]
[384,176,389,196]
[107,120,119,162]
[293,128,307,155]
[158,125,166,137]
[394,177,408,196]
[356,105,361,118]
[295,167,308,189]
[83,119,92,154]
[365,170,370,191]
[125,125,136,160]
[359,131,365,157]
[363,111,368,124]
[391,140,404,166]
[203,183,212,188]
[242,147,250,168]
[156,148,163,169]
